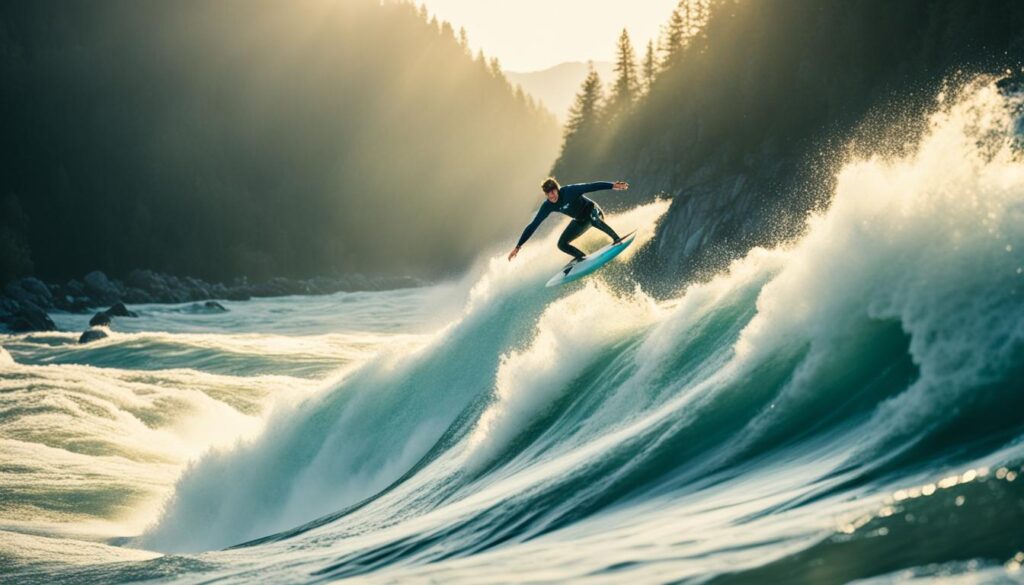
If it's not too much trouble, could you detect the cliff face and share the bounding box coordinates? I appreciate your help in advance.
[551,0,1024,287]
[648,157,795,273]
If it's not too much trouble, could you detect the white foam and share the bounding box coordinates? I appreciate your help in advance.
[466,280,662,468]
[722,81,1024,446]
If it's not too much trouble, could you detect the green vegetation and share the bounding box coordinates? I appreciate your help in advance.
[0,0,558,283]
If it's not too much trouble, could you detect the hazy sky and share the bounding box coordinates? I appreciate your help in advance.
[418,0,680,71]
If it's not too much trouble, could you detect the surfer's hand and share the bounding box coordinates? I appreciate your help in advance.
[508,246,520,261]
[613,181,629,191]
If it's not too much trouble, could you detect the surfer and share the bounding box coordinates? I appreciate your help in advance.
[507,178,629,263]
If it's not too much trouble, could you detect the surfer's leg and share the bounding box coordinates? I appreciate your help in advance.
[557,219,590,259]
[589,205,621,243]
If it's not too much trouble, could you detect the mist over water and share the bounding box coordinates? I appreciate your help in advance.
[3,83,1024,583]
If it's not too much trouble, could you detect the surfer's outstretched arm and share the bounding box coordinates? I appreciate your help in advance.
[569,181,615,195]
[509,205,553,261]
[567,181,629,195]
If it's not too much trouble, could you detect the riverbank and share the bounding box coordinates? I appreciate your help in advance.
[0,270,425,333]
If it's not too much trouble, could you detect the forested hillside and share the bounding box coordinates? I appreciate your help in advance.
[552,0,1024,283]
[0,0,558,283]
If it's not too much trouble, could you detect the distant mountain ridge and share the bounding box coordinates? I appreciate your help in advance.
[506,61,615,122]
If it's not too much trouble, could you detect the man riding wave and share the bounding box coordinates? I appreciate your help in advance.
[507,177,629,263]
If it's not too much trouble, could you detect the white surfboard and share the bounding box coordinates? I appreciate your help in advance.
[545,231,636,288]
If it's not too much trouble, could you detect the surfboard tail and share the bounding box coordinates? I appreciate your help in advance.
[545,231,637,288]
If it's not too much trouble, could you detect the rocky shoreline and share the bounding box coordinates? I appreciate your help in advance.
[0,270,425,334]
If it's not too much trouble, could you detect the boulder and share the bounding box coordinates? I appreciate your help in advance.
[89,312,112,327]
[3,282,31,304]
[83,270,112,292]
[6,301,56,332]
[0,297,19,317]
[4,277,54,309]
[83,271,121,305]
[183,277,211,300]
[204,301,228,312]
[123,287,154,304]
[126,269,164,291]
[65,279,85,297]
[79,328,109,344]
[105,302,138,318]
[19,277,53,305]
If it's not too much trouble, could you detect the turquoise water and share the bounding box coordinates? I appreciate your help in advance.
[2,83,1024,584]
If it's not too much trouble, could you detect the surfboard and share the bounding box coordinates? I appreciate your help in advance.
[545,231,636,288]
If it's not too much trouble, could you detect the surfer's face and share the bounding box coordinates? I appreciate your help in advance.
[545,189,559,203]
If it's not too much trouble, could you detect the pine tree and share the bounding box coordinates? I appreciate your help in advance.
[642,40,658,93]
[489,56,507,83]
[439,20,454,39]
[660,0,689,66]
[607,29,639,122]
[562,64,604,150]
[458,26,470,53]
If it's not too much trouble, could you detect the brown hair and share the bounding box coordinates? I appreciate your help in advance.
[541,178,560,193]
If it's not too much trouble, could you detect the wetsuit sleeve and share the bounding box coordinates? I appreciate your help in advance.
[516,205,552,247]
[571,181,615,194]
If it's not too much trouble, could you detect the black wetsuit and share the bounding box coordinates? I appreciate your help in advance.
[516,182,621,260]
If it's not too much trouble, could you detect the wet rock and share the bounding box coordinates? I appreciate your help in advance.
[105,302,138,318]
[19,277,53,304]
[83,271,121,305]
[0,297,18,316]
[5,302,56,332]
[126,269,163,291]
[122,287,154,304]
[4,278,53,309]
[79,328,109,344]
[89,312,112,327]
[204,301,228,312]
[65,279,85,297]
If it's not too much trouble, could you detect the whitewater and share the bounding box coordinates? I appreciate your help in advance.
[1,82,1023,584]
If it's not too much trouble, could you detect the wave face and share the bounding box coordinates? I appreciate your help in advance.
[4,82,1024,584]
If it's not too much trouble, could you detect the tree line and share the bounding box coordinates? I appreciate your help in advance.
[556,0,710,173]
[551,0,1024,277]
[0,0,559,284]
